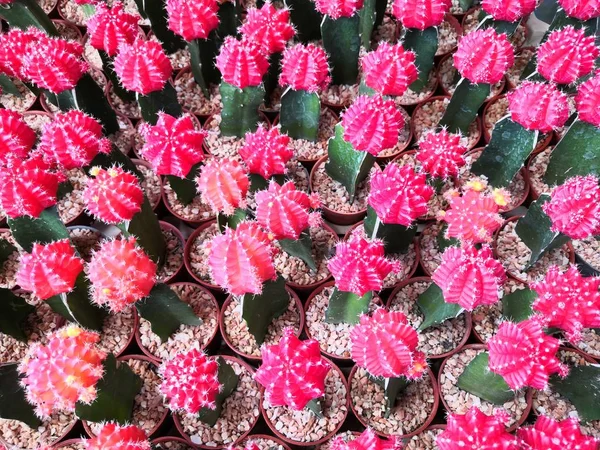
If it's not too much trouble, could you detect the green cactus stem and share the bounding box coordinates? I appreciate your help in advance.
[137,83,183,125]
[438,78,491,135]
[286,0,322,42]
[99,51,135,102]
[263,51,283,107]
[134,0,185,54]
[166,163,201,206]
[368,375,410,417]
[359,0,377,50]
[0,288,35,342]
[0,0,58,35]
[219,82,265,137]
[0,74,23,97]
[416,283,463,331]
[325,288,373,324]
[7,206,69,252]
[188,36,221,98]
[197,357,238,426]
[501,288,537,323]
[279,229,318,272]
[321,14,361,85]
[403,26,439,92]
[0,364,41,428]
[279,88,321,141]
[457,352,516,405]
[476,9,521,35]
[363,206,417,255]
[549,365,600,422]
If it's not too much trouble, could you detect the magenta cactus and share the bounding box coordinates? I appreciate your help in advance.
[0,109,36,163]
[330,429,401,450]
[392,0,451,29]
[166,0,220,42]
[238,125,294,179]
[239,2,295,54]
[255,328,331,410]
[0,28,45,79]
[557,0,600,20]
[215,37,270,89]
[517,415,599,449]
[314,0,364,18]
[507,81,570,132]
[575,70,600,127]
[481,0,538,21]
[417,129,467,179]
[84,423,151,450]
[280,43,330,92]
[360,42,418,96]
[196,157,249,215]
[86,1,139,56]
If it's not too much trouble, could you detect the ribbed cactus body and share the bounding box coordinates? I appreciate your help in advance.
[87,1,139,56]
[432,245,506,311]
[537,26,599,84]
[392,0,451,29]
[196,158,249,215]
[361,42,418,96]
[280,43,330,92]
[417,130,467,179]
[166,0,220,42]
[314,0,364,18]
[0,109,36,163]
[84,423,151,450]
[350,309,427,379]
[87,237,157,313]
[488,318,569,390]
[16,240,84,300]
[83,166,144,224]
[113,39,172,95]
[575,71,600,127]
[159,349,221,414]
[531,265,600,343]
[481,0,537,21]
[18,325,106,418]
[139,112,205,178]
[517,416,599,450]
[453,29,514,84]
[0,28,45,78]
[255,328,331,410]
[239,3,295,54]
[330,428,401,450]
[215,37,269,89]
[239,126,293,179]
[507,81,569,132]
[342,95,403,156]
[557,0,600,20]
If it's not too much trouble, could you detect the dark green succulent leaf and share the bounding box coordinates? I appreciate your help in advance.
[325,288,373,324]
[133,0,185,53]
[305,398,324,418]
[436,223,459,253]
[217,208,248,232]
[118,197,166,266]
[549,365,600,422]
[404,27,439,92]
[8,207,69,252]
[457,352,515,405]
[188,39,212,97]
[438,79,491,135]
[280,230,317,272]
[286,0,322,42]
[459,0,475,11]
[197,357,238,426]
[416,283,464,331]
[138,83,183,125]
[280,89,321,142]
[88,145,143,180]
[0,363,40,428]
[359,0,377,50]
[321,15,361,85]
[0,238,17,267]
[501,288,537,323]
[0,74,22,97]
[167,163,201,206]
[0,0,59,35]
[534,0,559,23]
[219,82,265,138]
[0,289,35,342]
[364,206,417,255]
[368,374,410,418]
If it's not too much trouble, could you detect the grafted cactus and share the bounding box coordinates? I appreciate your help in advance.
[166,0,219,42]
[575,71,600,127]
[0,28,45,78]
[507,81,569,132]
[557,0,600,19]
[239,125,294,180]
[239,3,295,54]
[0,109,36,163]
[392,0,450,29]
[360,42,418,96]
[86,1,139,56]
[481,0,538,22]
[517,416,599,449]
[280,43,330,92]
[84,423,151,450]
[196,158,249,216]
[417,129,467,179]
[314,0,363,18]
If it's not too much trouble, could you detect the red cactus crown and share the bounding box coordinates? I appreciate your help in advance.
[542,175,600,239]
[432,245,506,311]
[537,26,599,84]
[392,0,451,29]
[87,237,157,313]
[517,415,599,450]
[207,221,276,296]
[84,423,151,450]
[575,70,600,127]
[38,110,112,170]
[196,157,249,215]
[166,0,220,42]
[328,232,401,296]
[453,28,515,84]
[314,0,364,18]
[361,42,418,96]
[16,239,84,300]
[255,328,331,410]
[531,265,600,344]
[482,0,538,22]
[280,43,330,92]
[0,28,45,79]
[139,112,206,178]
[18,325,106,418]
[87,1,139,56]
[215,36,270,89]
[83,166,144,224]
[351,309,427,379]
[238,125,294,179]
[239,3,295,54]
[488,317,569,390]
[507,81,570,132]
[368,163,434,226]
[342,95,403,156]
[0,109,36,164]
[437,407,518,450]
[557,0,600,20]
[159,349,221,414]
[113,38,172,95]
[330,429,401,450]
[417,129,467,179]
[0,154,63,219]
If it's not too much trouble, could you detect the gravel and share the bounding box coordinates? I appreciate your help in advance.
[418,222,445,275]
[394,71,437,106]
[156,225,184,283]
[311,162,370,214]
[164,179,215,222]
[22,111,53,134]
[96,307,136,356]
[108,116,136,155]
[148,34,190,71]
[135,163,162,210]
[187,222,219,283]
[66,228,104,260]
[55,441,86,450]
[527,147,552,196]
[57,168,86,224]
[573,236,600,272]
[38,0,58,13]
[320,84,359,108]
[108,83,141,119]
[239,436,290,449]
[372,15,397,43]
[289,107,338,162]
[204,114,267,159]
[54,20,82,42]
[174,72,221,116]
[506,48,535,88]
[0,230,18,289]
[0,78,37,112]
[436,19,459,56]
[438,55,503,99]
[317,431,358,450]
[405,428,444,450]
[0,411,75,449]
[152,440,196,450]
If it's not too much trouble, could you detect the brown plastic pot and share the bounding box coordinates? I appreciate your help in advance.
[387,276,472,359]
[52,438,84,448]
[135,282,220,362]
[183,219,221,291]
[151,436,194,448]
[240,434,292,450]
[219,287,304,361]
[260,357,349,447]
[53,19,83,42]
[173,355,260,449]
[437,343,533,432]
[21,110,54,133]
[131,158,162,211]
[320,83,359,111]
[348,364,440,439]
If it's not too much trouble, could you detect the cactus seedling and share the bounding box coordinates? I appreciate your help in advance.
[557,0,600,20]
[0,109,36,163]
[360,42,418,97]
[517,415,599,449]
[575,71,600,127]
[416,129,467,180]
[196,157,250,217]
[330,428,401,450]
[239,125,294,181]
[84,423,151,450]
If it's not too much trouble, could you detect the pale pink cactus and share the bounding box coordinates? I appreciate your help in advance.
[517,415,599,450]
[159,349,221,414]
[453,28,515,84]
[0,154,64,219]
[368,163,434,226]
[437,407,518,450]
[238,125,294,179]
[432,245,506,311]
[0,28,45,79]
[113,38,172,95]
[255,328,331,410]
[360,42,418,96]
[314,0,364,18]
[557,0,600,20]
[84,423,151,450]
[18,325,106,418]
[342,95,403,156]
[255,181,321,240]
[328,233,400,296]
[482,0,538,21]
[0,109,36,164]
[83,166,144,224]
[330,429,401,450]
[351,309,427,379]
[537,26,599,84]
[417,129,467,179]
[215,37,270,89]
[38,110,112,170]
[530,265,600,344]
[488,317,569,390]
[166,0,220,42]
[392,0,451,29]
[239,3,295,54]
[280,43,330,92]
[507,81,570,132]
[196,157,249,215]
[87,1,139,56]
[87,237,157,313]
[139,112,206,178]
[207,221,276,296]
[16,240,84,300]
[542,175,600,239]
[575,70,600,127]
[438,189,504,243]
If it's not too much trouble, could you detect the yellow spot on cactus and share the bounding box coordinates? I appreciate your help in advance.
[107,168,119,177]
[65,375,77,385]
[465,179,486,192]
[493,188,509,207]
[102,288,112,295]
[267,232,275,241]
[89,166,101,177]
[65,326,82,338]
